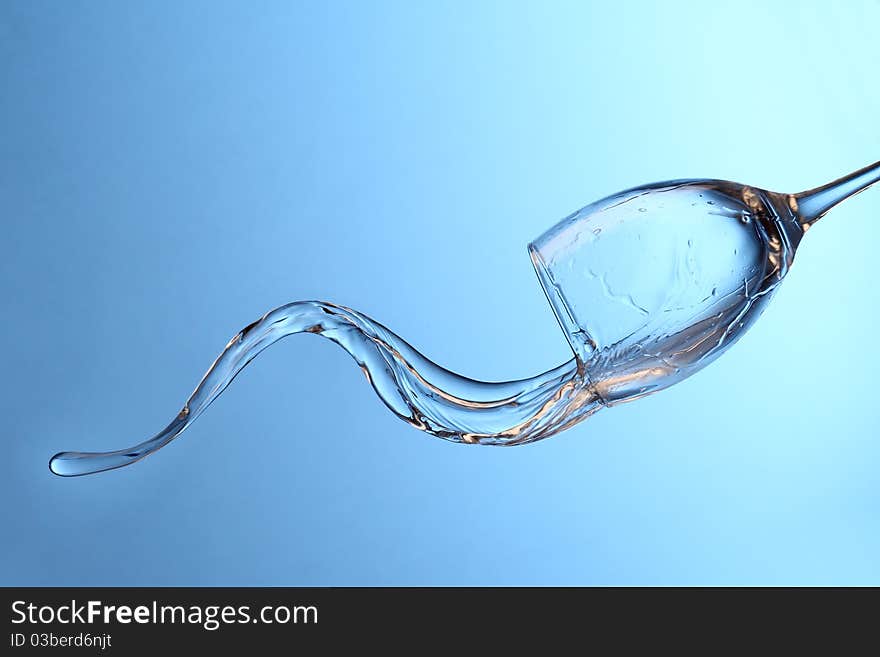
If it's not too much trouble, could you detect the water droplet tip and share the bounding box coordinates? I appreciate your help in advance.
[48,451,81,477]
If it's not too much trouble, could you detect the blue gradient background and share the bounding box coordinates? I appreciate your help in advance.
[2,1,878,585]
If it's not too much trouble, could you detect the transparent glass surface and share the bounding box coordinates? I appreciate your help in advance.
[529,180,802,403]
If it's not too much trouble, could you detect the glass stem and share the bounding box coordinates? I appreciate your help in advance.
[795,159,880,226]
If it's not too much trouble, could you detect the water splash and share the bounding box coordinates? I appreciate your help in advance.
[50,160,880,476]
[49,302,600,476]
